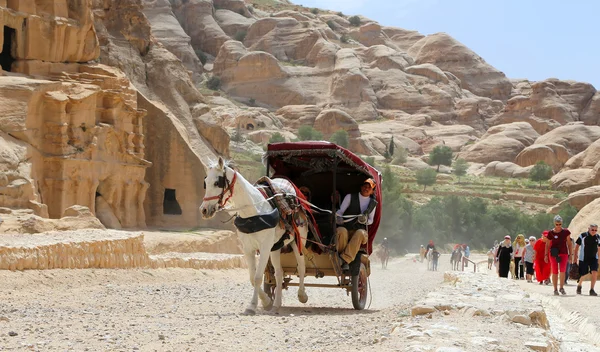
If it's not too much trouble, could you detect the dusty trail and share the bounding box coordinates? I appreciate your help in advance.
[0,254,447,351]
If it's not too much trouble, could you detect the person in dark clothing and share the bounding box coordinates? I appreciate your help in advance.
[335,179,377,271]
[574,224,600,296]
[496,235,513,278]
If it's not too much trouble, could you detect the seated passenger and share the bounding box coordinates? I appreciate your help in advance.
[335,179,377,271]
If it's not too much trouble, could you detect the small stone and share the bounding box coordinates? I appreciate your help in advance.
[524,341,549,351]
[511,315,532,326]
[158,334,166,340]
[411,305,436,316]
[8,331,18,337]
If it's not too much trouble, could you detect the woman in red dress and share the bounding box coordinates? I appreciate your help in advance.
[534,231,551,284]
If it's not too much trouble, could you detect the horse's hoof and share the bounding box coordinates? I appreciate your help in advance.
[298,292,308,304]
[243,309,256,316]
[263,298,273,311]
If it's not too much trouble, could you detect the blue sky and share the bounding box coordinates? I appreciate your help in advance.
[293,0,599,88]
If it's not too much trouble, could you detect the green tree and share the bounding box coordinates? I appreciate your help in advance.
[388,136,395,157]
[326,20,336,30]
[234,30,247,42]
[529,161,553,187]
[329,130,348,148]
[453,158,469,182]
[298,126,322,141]
[416,168,437,191]
[349,15,361,26]
[269,132,285,144]
[363,156,376,167]
[429,145,453,172]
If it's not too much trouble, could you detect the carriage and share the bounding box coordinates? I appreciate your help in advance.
[262,142,382,310]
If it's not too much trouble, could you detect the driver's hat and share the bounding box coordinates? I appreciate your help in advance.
[363,178,376,189]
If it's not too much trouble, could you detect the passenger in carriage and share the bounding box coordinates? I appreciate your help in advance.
[335,178,378,271]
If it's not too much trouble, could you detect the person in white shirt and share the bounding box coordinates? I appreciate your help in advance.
[335,178,377,271]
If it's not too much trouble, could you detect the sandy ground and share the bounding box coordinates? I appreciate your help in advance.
[0,253,448,351]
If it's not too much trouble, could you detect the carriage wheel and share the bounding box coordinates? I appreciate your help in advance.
[351,263,368,310]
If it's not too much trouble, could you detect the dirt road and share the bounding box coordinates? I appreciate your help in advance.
[0,254,447,351]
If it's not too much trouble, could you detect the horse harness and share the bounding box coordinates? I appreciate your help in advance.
[203,170,237,209]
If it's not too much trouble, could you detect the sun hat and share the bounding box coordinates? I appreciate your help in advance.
[504,235,511,240]
[529,236,536,241]
[363,178,376,189]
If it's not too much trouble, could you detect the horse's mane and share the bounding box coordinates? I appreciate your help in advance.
[207,158,237,170]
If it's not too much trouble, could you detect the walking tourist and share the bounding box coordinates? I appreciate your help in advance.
[496,235,513,278]
[546,215,573,295]
[524,236,535,282]
[487,247,495,270]
[574,224,600,296]
[534,231,551,285]
[513,234,526,280]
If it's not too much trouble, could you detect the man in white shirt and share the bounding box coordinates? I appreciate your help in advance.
[335,178,377,271]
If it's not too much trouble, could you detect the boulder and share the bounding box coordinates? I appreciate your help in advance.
[454,97,504,131]
[213,0,251,17]
[483,162,533,178]
[549,186,600,214]
[275,105,321,129]
[214,9,256,37]
[581,91,600,126]
[355,45,413,71]
[404,157,431,171]
[408,33,512,100]
[564,138,600,170]
[382,27,425,51]
[458,122,538,163]
[378,111,432,127]
[494,80,596,132]
[349,22,400,50]
[247,130,297,144]
[569,198,600,238]
[533,124,600,156]
[62,205,94,218]
[551,169,598,192]
[313,109,361,150]
[245,17,327,62]
[411,305,436,316]
[142,0,203,79]
[193,113,231,157]
[405,63,449,84]
[515,144,570,171]
[171,0,231,56]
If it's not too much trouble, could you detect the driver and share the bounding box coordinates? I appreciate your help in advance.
[335,178,377,271]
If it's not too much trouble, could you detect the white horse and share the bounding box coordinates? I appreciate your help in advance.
[426,250,433,271]
[199,157,308,315]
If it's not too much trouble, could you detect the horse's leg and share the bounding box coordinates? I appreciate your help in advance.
[292,239,308,304]
[243,248,259,315]
[255,240,273,311]
[269,250,283,313]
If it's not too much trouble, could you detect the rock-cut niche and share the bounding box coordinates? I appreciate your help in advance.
[0,26,16,72]
[163,189,182,215]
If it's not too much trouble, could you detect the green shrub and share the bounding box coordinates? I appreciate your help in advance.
[297,126,322,141]
[311,8,319,14]
[326,20,336,30]
[206,76,221,90]
[234,30,247,42]
[269,132,285,144]
[336,12,344,17]
[247,5,254,14]
[349,15,361,27]
[429,145,453,172]
[340,34,350,43]
[529,161,553,187]
[416,168,436,191]
[248,98,256,106]
[453,158,469,182]
[363,156,376,167]
[329,129,348,148]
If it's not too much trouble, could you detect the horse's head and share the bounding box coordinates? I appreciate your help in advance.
[200,157,237,219]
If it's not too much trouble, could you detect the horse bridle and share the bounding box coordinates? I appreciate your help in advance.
[203,170,237,210]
